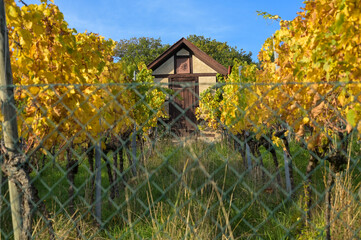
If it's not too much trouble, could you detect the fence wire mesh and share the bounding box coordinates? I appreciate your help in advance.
[1,81,361,239]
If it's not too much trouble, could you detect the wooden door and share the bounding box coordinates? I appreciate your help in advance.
[169,76,198,132]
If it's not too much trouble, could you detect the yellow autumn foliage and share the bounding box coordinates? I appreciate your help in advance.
[4,0,166,152]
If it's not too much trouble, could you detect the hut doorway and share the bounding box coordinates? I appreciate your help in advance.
[169,76,199,133]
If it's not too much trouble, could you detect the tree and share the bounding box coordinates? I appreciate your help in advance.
[113,37,170,65]
[198,1,361,237]
[6,0,167,232]
[256,1,361,237]
[187,35,253,67]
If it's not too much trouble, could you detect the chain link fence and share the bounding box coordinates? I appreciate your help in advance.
[0,82,361,239]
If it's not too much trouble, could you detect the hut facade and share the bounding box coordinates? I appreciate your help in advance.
[148,37,228,133]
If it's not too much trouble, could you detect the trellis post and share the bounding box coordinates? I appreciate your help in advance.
[0,1,22,239]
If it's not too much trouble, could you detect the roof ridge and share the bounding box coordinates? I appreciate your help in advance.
[147,37,228,75]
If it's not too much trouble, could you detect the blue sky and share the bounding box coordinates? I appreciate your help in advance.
[26,0,305,62]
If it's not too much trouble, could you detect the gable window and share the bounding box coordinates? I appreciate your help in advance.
[176,57,191,74]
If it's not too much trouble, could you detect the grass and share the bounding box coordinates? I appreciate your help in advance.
[1,137,361,239]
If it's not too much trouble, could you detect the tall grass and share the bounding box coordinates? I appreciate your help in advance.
[1,138,361,239]
[330,144,361,240]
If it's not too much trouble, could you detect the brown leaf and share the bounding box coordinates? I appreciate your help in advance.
[311,101,325,117]
[346,124,352,133]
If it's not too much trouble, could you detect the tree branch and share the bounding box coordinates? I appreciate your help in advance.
[18,0,28,6]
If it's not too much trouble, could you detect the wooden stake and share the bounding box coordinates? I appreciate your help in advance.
[131,127,137,176]
[273,36,279,71]
[95,142,102,224]
[283,150,292,194]
[246,143,252,171]
[0,1,22,239]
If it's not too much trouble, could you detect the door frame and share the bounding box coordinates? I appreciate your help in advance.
[168,75,199,132]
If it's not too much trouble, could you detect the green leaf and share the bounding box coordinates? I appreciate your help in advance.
[347,109,356,127]
[335,13,345,32]
[97,61,106,73]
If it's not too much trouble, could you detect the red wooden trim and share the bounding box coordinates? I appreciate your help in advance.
[228,66,233,75]
[190,53,193,74]
[148,38,228,76]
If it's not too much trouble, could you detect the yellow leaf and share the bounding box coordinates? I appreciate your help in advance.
[29,87,39,95]
[256,87,262,96]
[33,24,44,35]
[44,9,51,17]
[84,88,93,95]
[7,5,18,18]
[302,117,309,124]
[19,29,32,45]
[24,21,33,30]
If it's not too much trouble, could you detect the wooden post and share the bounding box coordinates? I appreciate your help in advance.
[246,143,252,171]
[95,115,102,224]
[131,71,137,176]
[131,127,137,176]
[0,160,2,234]
[273,36,279,70]
[283,151,292,194]
[0,1,22,239]
[94,142,102,224]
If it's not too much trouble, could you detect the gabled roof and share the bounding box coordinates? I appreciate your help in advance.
[147,37,228,75]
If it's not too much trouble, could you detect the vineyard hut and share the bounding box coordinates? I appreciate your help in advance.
[148,37,227,133]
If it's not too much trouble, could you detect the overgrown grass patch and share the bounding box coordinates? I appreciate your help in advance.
[1,138,361,239]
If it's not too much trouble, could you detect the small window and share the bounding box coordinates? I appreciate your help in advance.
[176,57,190,74]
